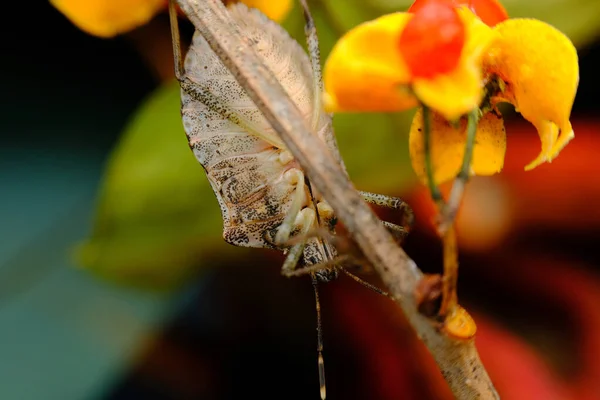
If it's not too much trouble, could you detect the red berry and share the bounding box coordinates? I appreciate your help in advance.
[408,0,508,27]
[399,0,466,79]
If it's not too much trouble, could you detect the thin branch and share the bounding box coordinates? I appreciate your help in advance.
[177,1,499,398]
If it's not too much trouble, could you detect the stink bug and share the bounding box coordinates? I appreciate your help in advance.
[169,1,413,397]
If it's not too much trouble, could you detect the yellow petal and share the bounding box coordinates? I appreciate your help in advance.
[409,108,506,186]
[50,0,165,38]
[413,8,496,121]
[323,13,416,113]
[412,63,481,122]
[522,120,561,171]
[484,19,579,170]
[240,0,292,22]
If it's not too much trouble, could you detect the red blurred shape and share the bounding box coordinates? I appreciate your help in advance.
[400,0,466,78]
[408,0,509,26]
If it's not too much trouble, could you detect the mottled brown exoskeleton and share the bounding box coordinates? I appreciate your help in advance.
[169,0,413,398]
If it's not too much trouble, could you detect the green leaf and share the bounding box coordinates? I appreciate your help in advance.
[75,82,246,291]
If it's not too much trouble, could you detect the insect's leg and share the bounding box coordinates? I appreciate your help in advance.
[281,242,307,276]
[310,273,327,400]
[359,191,414,227]
[438,109,480,235]
[281,208,316,276]
[168,0,185,80]
[298,0,323,127]
[288,257,394,299]
[275,169,308,245]
[283,254,352,277]
[340,269,392,298]
[379,221,409,242]
[359,191,414,239]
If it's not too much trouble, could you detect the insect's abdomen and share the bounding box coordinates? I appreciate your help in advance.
[180,4,318,250]
[182,98,298,248]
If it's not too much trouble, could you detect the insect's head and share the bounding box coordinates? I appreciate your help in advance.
[315,268,339,283]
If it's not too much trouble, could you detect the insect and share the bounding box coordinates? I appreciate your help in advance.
[169,0,413,398]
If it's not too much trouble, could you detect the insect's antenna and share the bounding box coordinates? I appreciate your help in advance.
[311,273,327,400]
[169,0,185,80]
[298,0,323,128]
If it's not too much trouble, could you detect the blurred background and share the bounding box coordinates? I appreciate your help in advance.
[2,0,600,399]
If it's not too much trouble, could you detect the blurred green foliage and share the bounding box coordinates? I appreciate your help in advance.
[75,83,243,290]
[76,0,599,291]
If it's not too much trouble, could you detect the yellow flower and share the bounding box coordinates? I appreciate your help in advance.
[484,19,579,171]
[51,0,292,38]
[323,2,579,185]
[323,4,496,121]
[409,108,506,185]
[50,0,166,38]
[240,0,292,23]
[323,13,417,113]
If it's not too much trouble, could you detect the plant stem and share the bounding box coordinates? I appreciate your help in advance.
[422,106,443,204]
[439,109,480,234]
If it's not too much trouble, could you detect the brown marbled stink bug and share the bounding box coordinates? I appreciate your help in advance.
[169,0,413,398]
